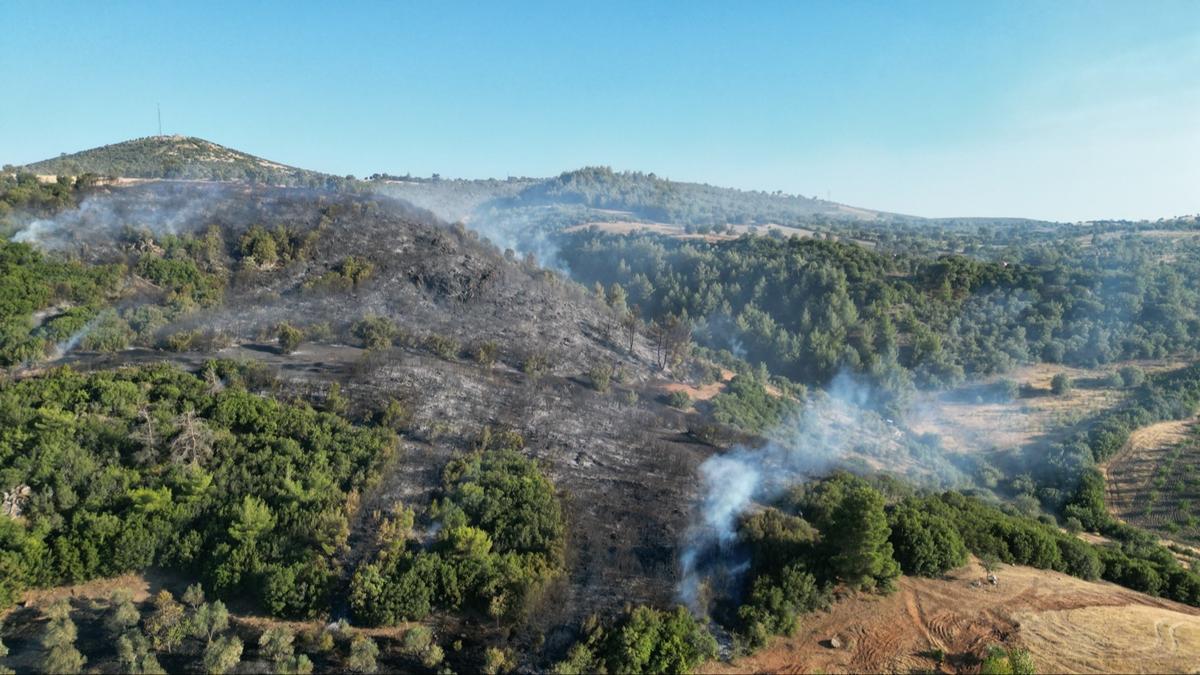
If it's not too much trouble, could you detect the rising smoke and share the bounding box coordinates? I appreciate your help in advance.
[13,183,236,248]
[677,371,968,614]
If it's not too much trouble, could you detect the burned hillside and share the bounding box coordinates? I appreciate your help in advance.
[13,181,725,642]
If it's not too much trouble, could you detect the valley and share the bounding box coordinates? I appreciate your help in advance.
[1,137,1199,673]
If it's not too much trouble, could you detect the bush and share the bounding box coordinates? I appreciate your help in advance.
[666,390,691,409]
[352,315,398,350]
[1050,373,1073,396]
[277,322,303,354]
[472,341,499,366]
[425,334,460,360]
[588,364,613,392]
[1118,365,1146,388]
[980,645,1035,675]
[553,606,717,675]
[523,353,549,380]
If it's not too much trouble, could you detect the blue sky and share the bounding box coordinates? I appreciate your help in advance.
[3,1,1197,221]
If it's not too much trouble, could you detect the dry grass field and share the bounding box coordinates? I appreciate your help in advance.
[910,361,1183,458]
[708,560,1200,674]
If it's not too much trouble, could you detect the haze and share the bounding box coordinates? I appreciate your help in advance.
[3,1,1198,220]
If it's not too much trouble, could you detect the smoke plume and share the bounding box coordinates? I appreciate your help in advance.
[677,371,962,613]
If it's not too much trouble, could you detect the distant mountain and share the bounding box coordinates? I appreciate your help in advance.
[371,165,896,228]
[17,135,351,189]
[15,137,1057,234]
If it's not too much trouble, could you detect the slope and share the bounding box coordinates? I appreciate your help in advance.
[17,135,343,188]
[6,180,716,643]
[710,559,1200,674]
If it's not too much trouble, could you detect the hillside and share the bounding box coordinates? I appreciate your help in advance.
[0,181,731,657]
[4,140,1200,673]
[711,559,1200,674]
[374,166,881,226]
[17,136,347,188]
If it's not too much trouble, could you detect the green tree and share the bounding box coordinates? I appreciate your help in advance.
[825,484,901,590]
[203,634,243,674]
[229,496,276,544]
[278,322,303,354]
[145,590,186,653]
[190,600,230,643]
[182,583,206,610]
[1050,373,1073,396]
[482,646,514,675]
[116,631,165,675]
[260,625,296,663]
[887,504,968,577]
[41,600,86,674]
[105,588,142,637]
[348,634,379,674]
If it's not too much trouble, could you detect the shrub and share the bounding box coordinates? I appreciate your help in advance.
[352,315,397,350]
[425,334,460,360]
[523,353,549,380]
[277,322,303,354]
[666,390,691,409]
[472,340,499,366]
[588,363,613,392]
[1050,373,1073,396]
[1118,365,1146,388]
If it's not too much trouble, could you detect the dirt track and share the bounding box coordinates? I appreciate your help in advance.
[708,560,1200,674]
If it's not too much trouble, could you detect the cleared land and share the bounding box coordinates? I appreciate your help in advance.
[1105,418,1200,543]
[909,362,1181,457]
[708,560,1200,674]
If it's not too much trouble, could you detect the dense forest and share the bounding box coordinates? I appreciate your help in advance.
[560,230,1200,404]
[0,363,396,614]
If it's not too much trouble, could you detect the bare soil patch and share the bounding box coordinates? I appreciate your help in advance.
[708,560,1200,674]
[909,361,1181,458]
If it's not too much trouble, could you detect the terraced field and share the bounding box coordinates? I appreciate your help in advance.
[1105,418,1200,543]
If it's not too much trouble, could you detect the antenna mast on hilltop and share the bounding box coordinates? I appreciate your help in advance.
[157,103,162,136]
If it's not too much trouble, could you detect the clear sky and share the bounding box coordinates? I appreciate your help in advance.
[3,1,1197,221]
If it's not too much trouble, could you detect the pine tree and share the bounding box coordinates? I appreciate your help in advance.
[826,485,901,590]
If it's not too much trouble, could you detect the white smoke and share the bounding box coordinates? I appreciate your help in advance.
[11,183,234,248]
[676,372,909,612]
[52,315,103,359]
[695,314,749,360]
[461,207,568,272]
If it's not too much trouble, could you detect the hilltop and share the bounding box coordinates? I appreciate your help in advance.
[13,138,1068,249]
[371,165,886,227]
[16,135,347,188]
